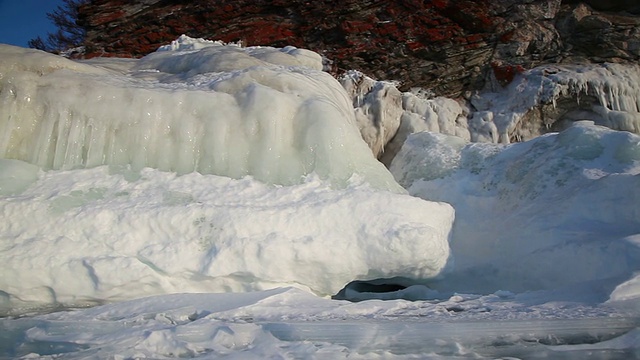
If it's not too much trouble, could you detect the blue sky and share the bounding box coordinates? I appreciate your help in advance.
[0,0,65,47]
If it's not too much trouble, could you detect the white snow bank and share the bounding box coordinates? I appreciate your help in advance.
[391,122,640,294]
[0,164,453,312]
[2,287,636,359]
[0,41,400,191]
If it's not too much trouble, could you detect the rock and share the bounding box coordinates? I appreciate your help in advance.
[76,0,640,98]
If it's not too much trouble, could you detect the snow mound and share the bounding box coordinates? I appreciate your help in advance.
[0,165,453,313]
[391,122,640,294]
[156,34,230,52]
[0,41,399,191]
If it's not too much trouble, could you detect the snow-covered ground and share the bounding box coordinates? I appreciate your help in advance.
[1,36,640,358]
[2,287,639,359]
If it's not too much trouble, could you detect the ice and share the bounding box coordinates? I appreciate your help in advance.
[471,63,640,143]
[156,34,229,52]
[0,38,458,314]
[0,159,40,195]
[156,34,324,71]
[341,71,471,164]
[340,70,404,159]
[0,42,399,191]
[341,64,640,162]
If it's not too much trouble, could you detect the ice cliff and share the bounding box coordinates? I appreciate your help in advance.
[0,38,400,191]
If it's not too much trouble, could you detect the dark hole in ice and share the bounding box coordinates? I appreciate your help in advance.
[332,278,413,302]
[445,306,465,313]
[345,281,407,294]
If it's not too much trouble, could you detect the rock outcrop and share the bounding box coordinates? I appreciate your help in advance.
[77,0,640,98]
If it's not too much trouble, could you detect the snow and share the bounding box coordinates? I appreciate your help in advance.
[0,166,452,311]
[0,38,453,312]
[391,121,640,295]
[1,36,640,358]
[1,288,638,359]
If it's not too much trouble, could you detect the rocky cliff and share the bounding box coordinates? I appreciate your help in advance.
[77,0,640,98]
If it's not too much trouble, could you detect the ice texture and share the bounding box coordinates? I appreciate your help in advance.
[0,41,400,191]
[1,288,637,359]
[471,63,640,143]
[341,71,470,165]
[0,38,457,312]
[342,64,640,164]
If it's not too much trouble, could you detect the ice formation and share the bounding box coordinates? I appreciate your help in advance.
[0,39,400,191]
[342,64,640,164]
[391,121,640,294]
[471,63,640,143]
[0,37,454,312]
[341,71,470,165]
[340,70,404,159]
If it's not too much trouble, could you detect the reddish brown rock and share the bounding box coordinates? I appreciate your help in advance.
[76,0,640,98]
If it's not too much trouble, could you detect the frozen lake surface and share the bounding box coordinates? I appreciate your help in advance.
[2,288,639,359]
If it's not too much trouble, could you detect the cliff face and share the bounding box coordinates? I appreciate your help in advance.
[77,0,640,98]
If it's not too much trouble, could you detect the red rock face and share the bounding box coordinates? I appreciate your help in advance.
[77,0,640,98]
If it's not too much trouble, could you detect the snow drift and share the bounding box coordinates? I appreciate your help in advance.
[0,165,453,311]
[391,121,640,295]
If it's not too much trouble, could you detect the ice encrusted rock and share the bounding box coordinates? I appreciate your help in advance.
[340,71,470,165]
[342,64,640,164]
[470,63,640,143]
[340,70,403,160]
